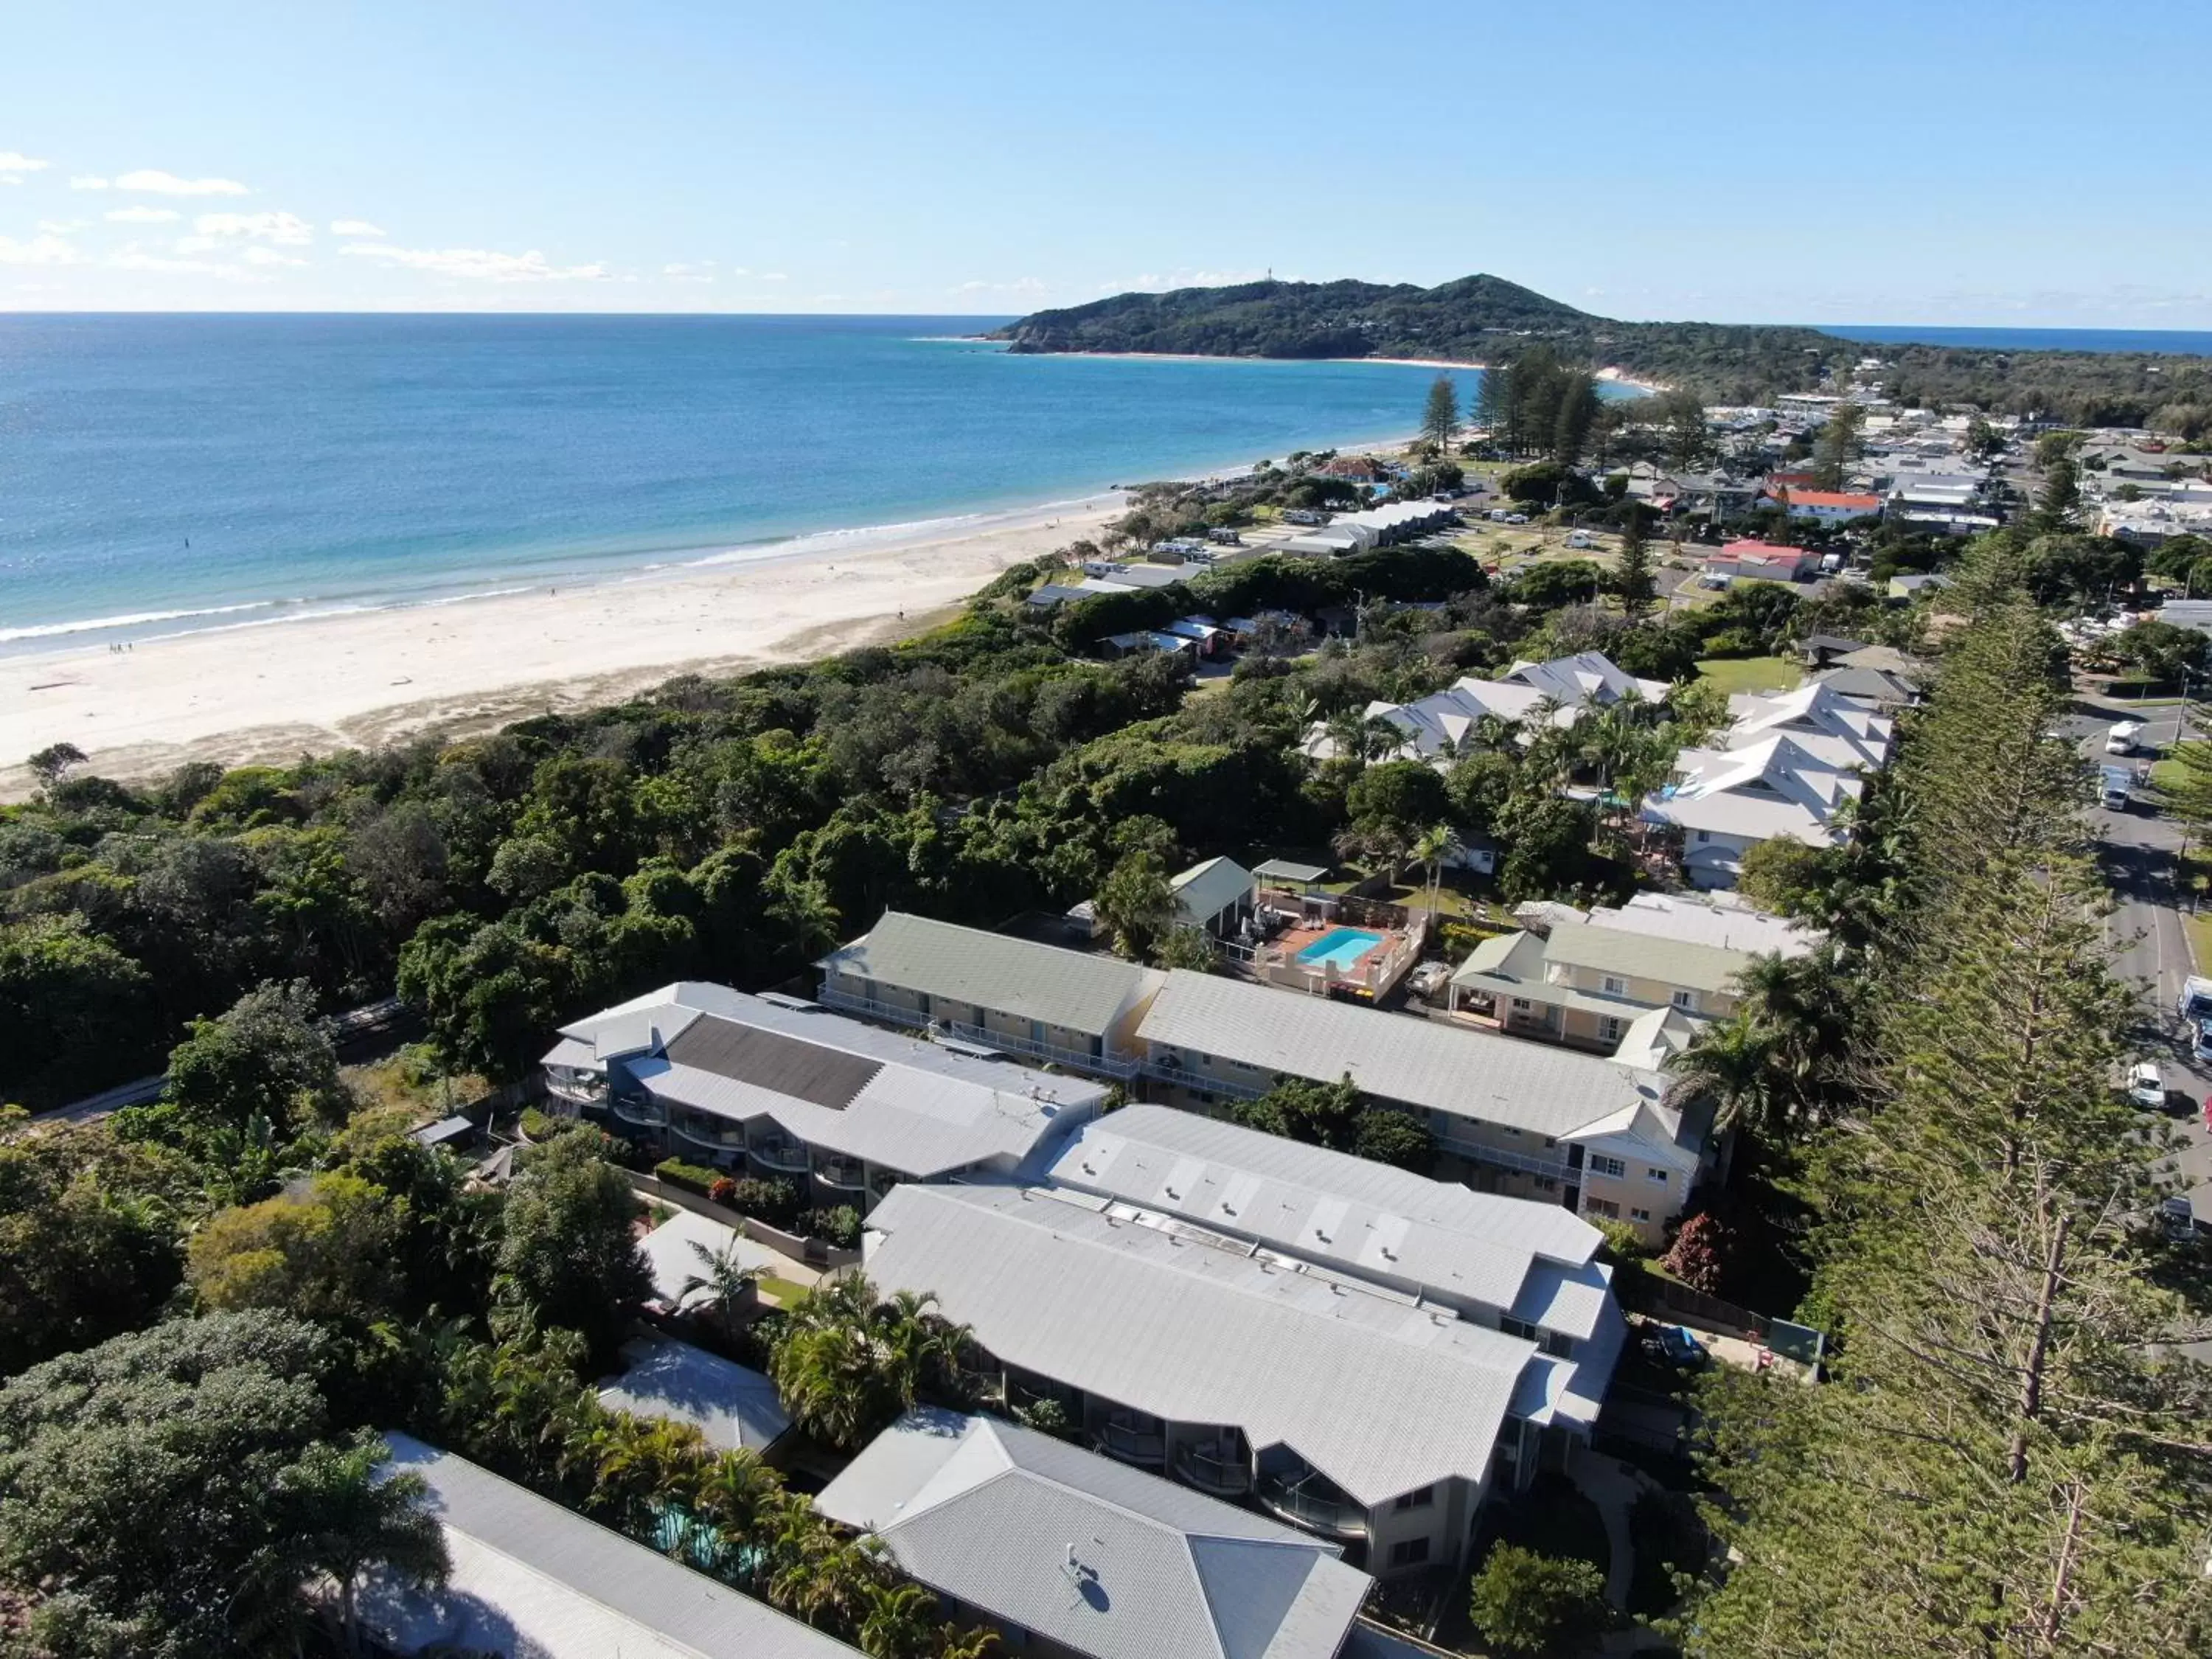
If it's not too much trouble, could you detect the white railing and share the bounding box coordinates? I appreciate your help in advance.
[611,1096,667,1128]
[1142,1060,1267,1100]
[813,1158,866,1191]
[671,1118,746,1152]
[1256,1473,1367,1538]
[1095,1418,1167,1465]
[1173,1443,1252,1494]
[545,1071,605,1105]
[1434,1132,1574,1182]
[815,987,1142,1079]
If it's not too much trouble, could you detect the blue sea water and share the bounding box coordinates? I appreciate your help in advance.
[1826,323,2212,356]
[0,313,1486,649]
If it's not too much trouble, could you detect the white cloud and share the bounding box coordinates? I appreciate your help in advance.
[69,176,110,190]
[341,242,608,283]
[240,245,306,267]
[108,246,254,279]
[757,271,788,282]
[115,169,249,197]
[663,261,717,282]
[330,218,384,237]
[190,209,312,244]
[953,276,1048,296]
[38,218,88,234]
[0,152,50,174]
[105,205,181,224]
[0,232,77,265]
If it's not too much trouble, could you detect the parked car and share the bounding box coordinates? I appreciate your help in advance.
[1646,1325,1709,1368]
[1406,961,1452,1000]
[2161,1195,2197,1246]
[2106,720,2145,755]
[2129,1061,2166,1109]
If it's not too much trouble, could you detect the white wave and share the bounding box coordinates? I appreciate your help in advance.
[0,599,277,644]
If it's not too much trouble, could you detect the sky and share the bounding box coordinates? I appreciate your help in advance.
[3,0,2208,327]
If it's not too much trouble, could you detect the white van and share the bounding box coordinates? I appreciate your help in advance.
[2106,721,2144,756]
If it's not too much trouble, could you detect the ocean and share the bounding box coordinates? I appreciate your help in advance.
[1825,323,2212,356]
[0,313,1484,650]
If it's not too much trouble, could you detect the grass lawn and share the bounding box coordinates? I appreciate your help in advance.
[753,1273,814,1307]
[1694,655,1803,695]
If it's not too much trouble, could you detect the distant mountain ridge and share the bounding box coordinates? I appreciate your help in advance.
[992,275,2212,425]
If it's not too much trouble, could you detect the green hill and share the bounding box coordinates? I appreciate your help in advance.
[992,276,2212,428]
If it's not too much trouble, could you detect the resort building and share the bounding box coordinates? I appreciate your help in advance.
[1703,540,1820,582]
[1769,487,1885,524]
[1301,652,1669,763]
[1133,970,1714,1242]
[1714,679,1893,771]
[816,911,1164,1079]
[862,1182,1594,1576]
[1170,855,1259,939]
[360,1433,858,1658]
[1448,892,1820,1051]
[1044,1105,1625,1387]
[1641,734,1863,890]
[815,1406,1374,1659]
[541,982,1108,1211]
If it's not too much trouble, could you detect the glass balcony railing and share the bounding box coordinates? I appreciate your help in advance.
[1093,1415,1167,1467]
[749,1140,809,1174]
[813,1157,866,1190]
[1172,1441,1251,1495]
[671,1118,745,1152]
[1256,1470,1368,1538]
[611,1095,668,1128]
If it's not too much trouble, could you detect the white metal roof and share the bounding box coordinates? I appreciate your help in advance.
[818,911,1162,1037]
[1046,1105,1607,1337]
[863,1183,1540,1508]
[1136,970,1677,1145]
[556,985,1109,1178]
[597,1334,791,1454]
[816,1408,1368,1659]
[1169,858,1256,928]
[364,1433,855,1658]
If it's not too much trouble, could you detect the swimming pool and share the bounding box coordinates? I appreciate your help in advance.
[1295,927,1387,971]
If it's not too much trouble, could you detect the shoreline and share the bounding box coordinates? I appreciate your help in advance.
[0,421,1430,798]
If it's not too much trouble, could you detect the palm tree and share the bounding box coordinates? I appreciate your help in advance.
[857,1578,941,1659]
[1663,1010,1781,1140]
[1413,822,1463,914]
[1360,713,1408,762]
[698,1446,781,1548]
[683,1236,761,1340]
[288,1433,452,1656]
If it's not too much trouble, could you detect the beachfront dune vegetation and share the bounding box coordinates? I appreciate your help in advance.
[993,273,2212,429]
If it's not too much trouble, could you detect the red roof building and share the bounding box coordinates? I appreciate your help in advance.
[1708,540,1820,581]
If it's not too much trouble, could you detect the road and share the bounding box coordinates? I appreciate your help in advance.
[2066,703,2212,1357]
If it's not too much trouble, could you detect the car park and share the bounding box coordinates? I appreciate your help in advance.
[1406,961,1452,1000]
[1646,1325,1709,1368]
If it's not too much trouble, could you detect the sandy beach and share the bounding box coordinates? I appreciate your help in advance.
[0,495,1124,799]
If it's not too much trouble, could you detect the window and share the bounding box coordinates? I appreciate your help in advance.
[1389,1537,1433,1568]
[1601,975,1627,996]
[1672,990,1699,1011]
[1534,1176,1558,1192]
[1648,1168,1671,1184]
[1598,1016,1623,1043]
[1694,830,1711,844]
[1630,1207,1652,1223]
[1585,1197,1621,1220]
[1590,1155,1627,1180]
[1499,1316,1536,1340]
[1393,1486,1436,1512]
[1545,1332,1576,1358]
[1510,997,1531,1012]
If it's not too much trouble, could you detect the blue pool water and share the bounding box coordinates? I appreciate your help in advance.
[1295,927,1386,971]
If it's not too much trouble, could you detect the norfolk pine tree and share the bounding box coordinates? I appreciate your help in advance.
[1685,541,2212,1658]
[1420,373,1460,453]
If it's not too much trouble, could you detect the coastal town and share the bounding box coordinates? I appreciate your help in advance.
[9,315,2212,1659]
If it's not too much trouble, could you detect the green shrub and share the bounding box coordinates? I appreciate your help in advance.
[518,1106,560,1141]
[727,1177,804,1230]
[1468,1544,1610,1655]
[653,1157,720,1195]
[799,1205,863,1249]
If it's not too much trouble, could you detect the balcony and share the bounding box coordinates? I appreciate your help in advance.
[750,1138,809,1175]
[1172,1439,1251,1496]
[1256,1467,1367,1540]
[544,1069,606,1107]
[611,1094,668,1129]
[1093,1411,1167,1468]
[813,1155,866,1191]
[815,987,1141,1079]
[1142,1059,1267,1101]
[671,1117,746,1154]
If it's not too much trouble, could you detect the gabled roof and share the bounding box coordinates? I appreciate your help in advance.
[1046,1105,1608,1337]
[1172,858,1258,927]
[1646,735,1860,845]
[552,984,1109,1178]
[1500,651,1669,707]
[1137,970,1681,1147]
[863,1184,1541,1509]
[818,912,1162,1036]
[815,1408,1369,1659]
[598,1334,791,1454]
[364,1433,855,1658]
[1721,681,1893,768]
